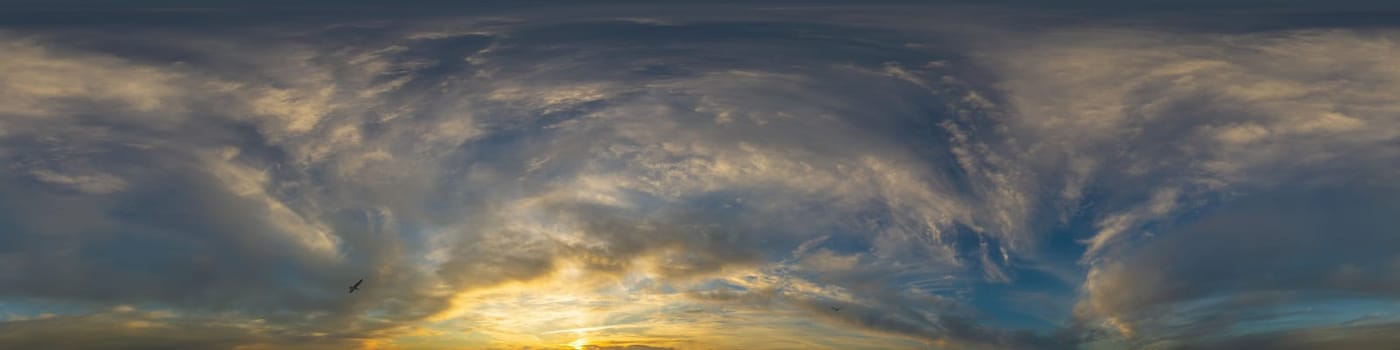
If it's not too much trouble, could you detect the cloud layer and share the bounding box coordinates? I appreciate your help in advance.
[1,3,1398,349]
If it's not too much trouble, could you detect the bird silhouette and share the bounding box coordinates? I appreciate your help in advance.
[831,306,841,312]
[348,279,363,294]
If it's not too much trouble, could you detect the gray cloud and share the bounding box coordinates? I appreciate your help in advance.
[957,25,1400,346]
[1169,321,1400,350]
[0,306,363,350]
[1077,184,1400,344]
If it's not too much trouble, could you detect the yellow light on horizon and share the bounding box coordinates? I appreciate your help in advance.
[570,337,588,350]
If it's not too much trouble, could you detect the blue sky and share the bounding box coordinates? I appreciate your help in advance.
[1,1,1398,349]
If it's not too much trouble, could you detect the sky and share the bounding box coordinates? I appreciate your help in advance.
[1,1,1399,349]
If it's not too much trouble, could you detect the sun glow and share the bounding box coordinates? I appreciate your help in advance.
[570,337,588,350]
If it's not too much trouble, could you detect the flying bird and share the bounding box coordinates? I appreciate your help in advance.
[831,306,841,312]
[348,279,363,294]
